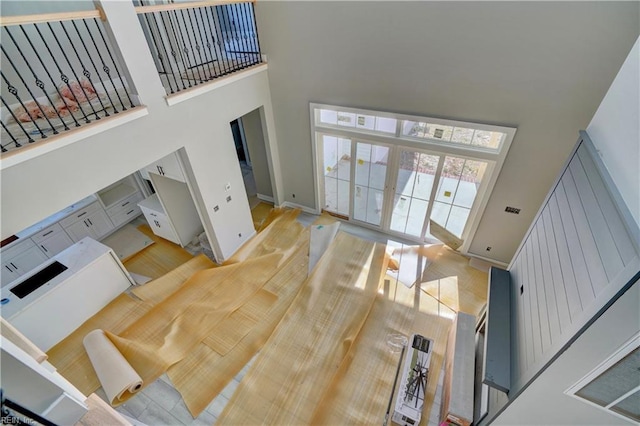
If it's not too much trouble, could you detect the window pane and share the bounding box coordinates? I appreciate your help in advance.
[369,146,389,190]
[375,117,397,134]
[355,114,375,130]
[337,179,350,216]
[324,176,338,212]
[367,188,384,226]
[402,121,453,141]
[472,130,503,149]
[611,390,640,422]
[406,198,429,237]
[453,160,487,208]
[448,206,470,238]
[413,154,438,200]
[430,201,451,228]
[355,144,372,187]
[323,136,338,176]
[353,185,368,222]
[319,109,337,125]
[337,111,356,127]
[576,348,640,407]
[451,127,473,144]
[391,193,409,234]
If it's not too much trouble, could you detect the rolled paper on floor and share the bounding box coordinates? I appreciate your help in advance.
[83,329,142,405]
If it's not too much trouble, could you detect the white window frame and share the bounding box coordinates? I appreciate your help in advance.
[565,332,640,424]
[310,103,517,253]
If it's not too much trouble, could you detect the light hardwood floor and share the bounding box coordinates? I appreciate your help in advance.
[109,204,489,425]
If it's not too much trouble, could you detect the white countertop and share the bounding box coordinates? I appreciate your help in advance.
[0,237,125,319]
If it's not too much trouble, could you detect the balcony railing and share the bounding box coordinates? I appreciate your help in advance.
[0,10,138,153]
[135,0,262,96]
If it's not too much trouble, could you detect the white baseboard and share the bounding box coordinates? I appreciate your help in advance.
[280,201,319,215]
[257,194,274,203]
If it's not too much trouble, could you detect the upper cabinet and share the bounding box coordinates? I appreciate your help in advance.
[139,153,185,183]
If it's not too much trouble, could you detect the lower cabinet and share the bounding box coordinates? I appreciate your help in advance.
[138,194,180,245]
[1,242,49,288]
[62,205,114,243]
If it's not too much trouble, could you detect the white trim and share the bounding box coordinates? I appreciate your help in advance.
[165,63,268,106]
[0,107,149,170]
[565,332,640,424]
[280,201,320,215]
[257,194,274,203]
[466,252,509,269]
[310,103,516,255]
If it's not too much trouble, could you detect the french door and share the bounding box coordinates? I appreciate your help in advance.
[319,134,488,242]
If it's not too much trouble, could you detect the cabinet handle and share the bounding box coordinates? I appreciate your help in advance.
[10,262,17,270]
[121,201,130,207]
[157,165,161,174]
[150,213,157,217]
[77,212,87,218]
[41,244,48,253]
[5,265,13,273]
[42,230,54,237]
[126,209,135,215]
[84,220,90,227]
[154,220,160,228]
[87,218,93,226]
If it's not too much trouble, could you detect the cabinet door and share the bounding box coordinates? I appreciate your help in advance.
[149,213,180,244]
[38,232,74,258]
[10,246,48,277]
[65,219,94,243]
[142,154,185,183]
[86,209,114,240]
[1,263,19,287]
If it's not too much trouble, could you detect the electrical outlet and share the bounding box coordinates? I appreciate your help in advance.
[226,196,232,202]
[292,193,296,198]
[505,206,521,214]
[486,246,492,252]
[225,183,231,191]
[238,233,242,238]
[213,205,219,212]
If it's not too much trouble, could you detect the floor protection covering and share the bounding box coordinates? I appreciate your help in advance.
[217,231,392,425]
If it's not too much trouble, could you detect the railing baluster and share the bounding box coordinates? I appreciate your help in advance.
[215,6,232,75]
[33,24,87,127]
[210,6,230,76]
[245,2,261,64]
[185,8,210,82]
[143,12,175,94]
[2,30,64,134]
[178,9,203,83]
[1,120,21,151]
[155,11,185,92]
[231,4,249,69]
[1,96,34,143]
[69,20,113,115]
[199,7,222,77]
[1,71,47,139]
[251,3,262,65]
[16,25,77,129]
[92,18,135,110]
[191,8,213,81]
[238,3,253,65]
[166,10,193,88]
[54,22,101,120]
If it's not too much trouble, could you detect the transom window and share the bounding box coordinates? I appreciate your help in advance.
[311,104,516,251]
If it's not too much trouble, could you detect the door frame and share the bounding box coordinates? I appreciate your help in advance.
[310,103,516,252]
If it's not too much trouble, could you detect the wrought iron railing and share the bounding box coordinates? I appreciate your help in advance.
[0,11,137,153]
[135,0,262,95]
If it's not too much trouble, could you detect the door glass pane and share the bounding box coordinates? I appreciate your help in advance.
[353,142,388,226]
[430,156,488,238]
[322,135,351,216]
[391,151,439,237]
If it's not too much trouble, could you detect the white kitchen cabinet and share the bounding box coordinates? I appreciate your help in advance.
[31,223,74,258]
[61,204,114,243]
[138,193,180,245]
[1,240,48,287]
[140,153,185,183]
[1,238,134,351]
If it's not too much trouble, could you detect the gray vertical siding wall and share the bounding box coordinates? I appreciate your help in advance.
[482,132,640,424]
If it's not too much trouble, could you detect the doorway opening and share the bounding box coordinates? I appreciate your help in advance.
[312,104,516,252]
[230,108,274,212]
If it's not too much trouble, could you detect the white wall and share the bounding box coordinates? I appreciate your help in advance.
[0,1,279,261]
[493,280,639,425]
[587,37,640,229]
[255,1,639,263]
